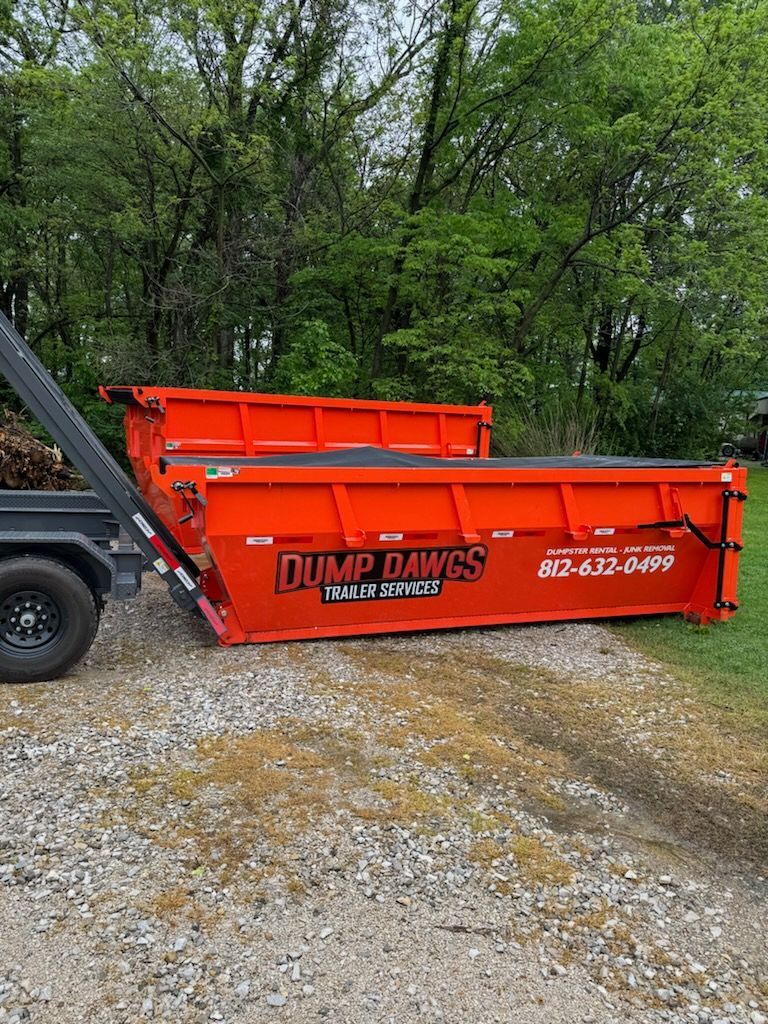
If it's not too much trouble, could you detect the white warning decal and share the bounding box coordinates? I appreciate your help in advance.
[132,513,154,538]
[153,557,169,574]
[175,566,197,591]
[379,533,404,541]
[246,536,274,545]
[594,527,615,536]
[492,530,515,539]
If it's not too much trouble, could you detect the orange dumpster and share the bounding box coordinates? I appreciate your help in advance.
[149,448,746,644]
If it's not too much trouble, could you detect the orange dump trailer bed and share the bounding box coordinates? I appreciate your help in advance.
[150,448,746,645]
[101,386,492,549]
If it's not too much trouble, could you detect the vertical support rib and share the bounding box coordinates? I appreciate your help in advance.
[451,484,481,543]
[559,483,590,539]
[332,484,366,547]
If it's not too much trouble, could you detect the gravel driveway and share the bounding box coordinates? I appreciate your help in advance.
[1,577,766,1024]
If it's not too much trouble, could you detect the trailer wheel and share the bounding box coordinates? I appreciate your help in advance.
[0,557,99,684]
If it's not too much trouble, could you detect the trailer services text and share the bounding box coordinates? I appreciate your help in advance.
[276,545,487,604]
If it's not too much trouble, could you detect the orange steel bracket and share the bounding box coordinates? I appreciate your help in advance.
[451,484,481,543]
[313,407,326,450]
[658,484,686,537]
[439,414,448,456]
[559,483,590,539]
[332,483,366,547]
[238,403,252,455]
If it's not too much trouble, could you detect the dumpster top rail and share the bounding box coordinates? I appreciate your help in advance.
[100,385,491,417]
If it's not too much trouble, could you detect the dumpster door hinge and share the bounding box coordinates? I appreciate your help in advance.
[684,486,744,614]
[144,395,165,421]
[475,420,492,458]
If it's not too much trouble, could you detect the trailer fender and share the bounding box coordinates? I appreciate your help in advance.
[0,531,117,601]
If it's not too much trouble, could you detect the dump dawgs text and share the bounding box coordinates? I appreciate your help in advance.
[275,545,488,604]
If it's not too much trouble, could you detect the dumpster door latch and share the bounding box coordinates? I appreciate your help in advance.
[143,395,166,423]
[683,487,746,614]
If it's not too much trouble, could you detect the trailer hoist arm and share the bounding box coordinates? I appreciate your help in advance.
[0,310,226,638]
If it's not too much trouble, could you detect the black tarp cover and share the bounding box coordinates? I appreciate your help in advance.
[160,446,720,472]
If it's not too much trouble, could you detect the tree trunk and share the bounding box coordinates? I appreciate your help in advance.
[372,0,462,379]
[2,109,30,337]
[593,308,613,374]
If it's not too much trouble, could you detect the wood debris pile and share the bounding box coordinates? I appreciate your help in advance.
[0,411,81,490]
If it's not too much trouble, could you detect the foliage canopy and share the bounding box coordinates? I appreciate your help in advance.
[2,0,767,455]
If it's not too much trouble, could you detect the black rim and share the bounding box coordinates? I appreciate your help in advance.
[0,589,63,656]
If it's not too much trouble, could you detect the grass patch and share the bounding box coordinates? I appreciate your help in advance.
[107,724,344,891]
[150,885,189,915]
[468,837,507,868]
[509,835,575,886]
[341,642,768,866]
[115,718,392,894]
[468,834,574,887]
[616,464,768,719]
[191,727,335,862]
[370,778,451,825]
[343,645,566,805]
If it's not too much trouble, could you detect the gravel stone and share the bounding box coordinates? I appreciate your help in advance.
[0,578,765,1024]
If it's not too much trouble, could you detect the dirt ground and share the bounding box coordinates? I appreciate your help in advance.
[1,577,766,1024]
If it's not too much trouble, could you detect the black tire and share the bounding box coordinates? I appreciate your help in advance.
[0,557,99,684]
